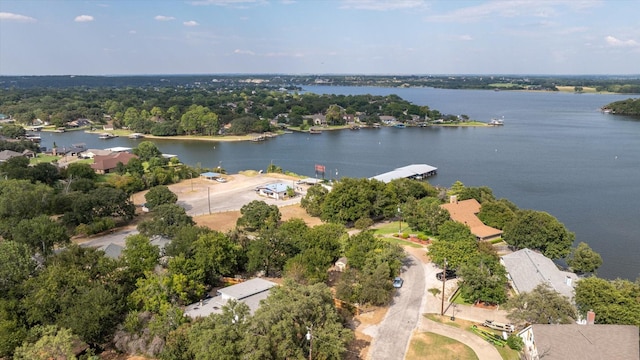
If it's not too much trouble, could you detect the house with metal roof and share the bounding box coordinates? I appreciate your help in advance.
[440,197,503,241]
[501,248,579,300]
[369,164,438,183]
[257,182,292,200]
[518,323,639,360]
[184,278,277,318]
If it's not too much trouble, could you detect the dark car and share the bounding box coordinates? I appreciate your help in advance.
[436,269,456,281]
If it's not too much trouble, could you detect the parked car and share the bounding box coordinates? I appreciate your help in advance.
[215,177,227,183]
[436,269,456,281]
[393,277,404,288]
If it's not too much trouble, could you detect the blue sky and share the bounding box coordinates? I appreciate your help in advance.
[1,0,638,75]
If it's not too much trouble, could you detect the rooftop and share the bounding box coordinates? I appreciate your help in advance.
[184,278,276,318]
[501,248,579,299]
[525,324,639,360]
[440,198,503,241]
[370,164,437,183]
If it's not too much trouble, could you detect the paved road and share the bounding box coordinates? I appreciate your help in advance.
[366,253,425,359]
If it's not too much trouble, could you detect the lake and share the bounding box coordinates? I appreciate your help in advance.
[40,86,640,280]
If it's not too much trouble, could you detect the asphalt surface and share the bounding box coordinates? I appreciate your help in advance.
[367,253,425,359]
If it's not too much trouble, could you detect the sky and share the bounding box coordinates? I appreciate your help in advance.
[1,0,639,76]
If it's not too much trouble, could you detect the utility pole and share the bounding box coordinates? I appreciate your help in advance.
[441,258,447,316]
[208,187,211,214]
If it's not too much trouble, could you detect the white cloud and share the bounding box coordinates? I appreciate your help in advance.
[605,35,639,48]
[340,0,427,11]
[234,49,256,55]
[190,0,268,7]
[457,34,473,41]
[184,20,199,27]
[426,0,600,23]
[0,12,37,22]
[74,15,94,22]
[155,15,175,21]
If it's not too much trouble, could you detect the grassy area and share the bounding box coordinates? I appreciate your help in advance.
[30,154,61,164]
[556,86,599,93]
[451,289,473,305]
[383,236,424,248]
[373,221,410,235]
[406,332,478,360]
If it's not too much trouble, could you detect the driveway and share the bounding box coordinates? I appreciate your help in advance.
[365,253,425,359]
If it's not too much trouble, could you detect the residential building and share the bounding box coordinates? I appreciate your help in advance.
[501,248,579,300]
[518,323,639,360]
[90,152,137,174]
[256,182,292,200]
[184,278,277,318]
[440,197,503,241]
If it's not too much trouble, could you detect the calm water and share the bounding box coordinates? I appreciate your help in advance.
[41,86,640,280]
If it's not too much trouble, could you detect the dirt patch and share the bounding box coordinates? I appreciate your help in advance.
[349,306,388,360]
[194,204,323,232]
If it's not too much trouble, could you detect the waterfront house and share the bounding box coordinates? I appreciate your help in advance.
[256,182,291,200]
[440,197,503,241]
[517,323,639,360]
[501,248,578,300]
[90,152,137,174]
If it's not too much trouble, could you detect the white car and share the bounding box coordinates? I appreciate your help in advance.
[215,177,227,183]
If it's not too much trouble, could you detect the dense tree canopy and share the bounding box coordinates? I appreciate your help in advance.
[566,242,602,274]
[503,210,574,259]
[574,277,640,326]
[506,284,576,325]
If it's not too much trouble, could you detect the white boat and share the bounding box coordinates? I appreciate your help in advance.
[98,133,118,139]
[488,117,504,126]
[128,133,145,139]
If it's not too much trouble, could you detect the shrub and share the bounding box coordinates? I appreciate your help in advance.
[401,233,409,239]
[355,217,374,230]
[507,334,524,351]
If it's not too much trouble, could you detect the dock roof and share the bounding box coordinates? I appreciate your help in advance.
[370,164,437,183]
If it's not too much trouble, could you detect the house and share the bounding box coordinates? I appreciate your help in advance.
[501,248,579,300]
[440,197,503,241]
[517,323,639,360]
[0,149,24,162]
[256,182,292,200]
[200,171,222,180]
[184,278,277,318]
[307,113,326,126]
[370,164,438,184]
[335,257,348,272]
[90,152,137,174]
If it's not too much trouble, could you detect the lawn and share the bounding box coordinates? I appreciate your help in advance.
[30,154,61,165]
[406,332,478,360]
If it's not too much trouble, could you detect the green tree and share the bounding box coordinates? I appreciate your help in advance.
[242,280,353,359]
[192,231,245,283]
[477,199,517,229]
[133,141,162,162]
[236,200,281,231]
[12,215,69,256]
[403,197,450,235]
[0,241,36,297]
[458,260,507,305]
[566,242,602,274]
[138,203,195,238]
[64,162,97,181]
[574,277,640,326]
[145,185,178,210]
[506,284,576,325]
[121,234,160,280]
[300,184,328,217]
[503,210,575,259]
[13,326,77,360]
[0,180,52,222]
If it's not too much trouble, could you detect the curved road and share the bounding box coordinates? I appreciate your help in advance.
[368,253,425,359]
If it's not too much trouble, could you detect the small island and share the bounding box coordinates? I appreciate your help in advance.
[602,97,640,116]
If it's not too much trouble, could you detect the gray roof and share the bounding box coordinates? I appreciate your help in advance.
[528,324,639,360]
[370,164,437,183]
[219,278,276,300]
[501,248,579,299]
[0,149,23,161]
[183,278,277,319]
[100,243,123,259]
